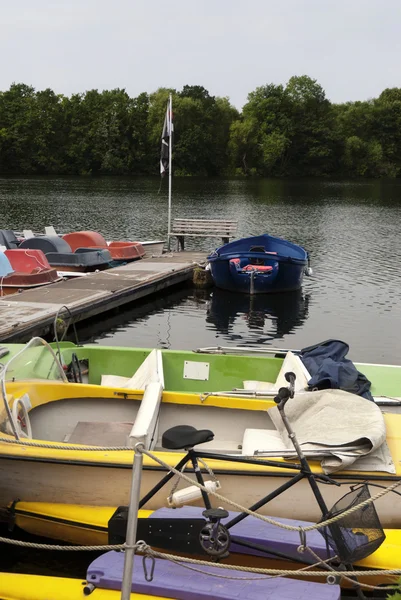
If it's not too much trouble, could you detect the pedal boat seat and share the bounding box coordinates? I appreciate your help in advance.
[162,425,214,450]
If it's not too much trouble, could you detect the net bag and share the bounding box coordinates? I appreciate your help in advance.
[318,484,385,564]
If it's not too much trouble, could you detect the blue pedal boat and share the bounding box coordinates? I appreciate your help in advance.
[207,234,310,294]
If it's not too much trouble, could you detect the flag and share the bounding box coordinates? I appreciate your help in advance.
[160,98,173,176]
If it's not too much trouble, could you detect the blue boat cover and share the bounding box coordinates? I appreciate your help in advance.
[301,340,374,401]
[0,253,14,277]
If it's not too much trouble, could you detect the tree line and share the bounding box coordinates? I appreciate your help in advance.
[1,77,401,178]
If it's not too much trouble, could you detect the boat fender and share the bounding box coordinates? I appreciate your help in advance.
[12,394,32,439]
[167,480,221,507]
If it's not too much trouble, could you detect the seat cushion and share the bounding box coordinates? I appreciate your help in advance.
[242,429,287,456]
[162,425,214,450]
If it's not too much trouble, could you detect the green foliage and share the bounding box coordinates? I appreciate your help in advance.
[1,78,401,177]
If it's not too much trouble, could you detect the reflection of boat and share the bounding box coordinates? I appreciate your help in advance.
[206,288,310,338]
[62,231,145,263]
[208,234,310,294]
[0,250,62,295]
[0,229,112,273]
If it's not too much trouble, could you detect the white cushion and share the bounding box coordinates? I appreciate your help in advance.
[243,380,273,391]
[242,428,287,456]
[101,349,164,390]
[242,352,310,395]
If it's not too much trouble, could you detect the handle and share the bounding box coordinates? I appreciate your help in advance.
[274,372,296,406]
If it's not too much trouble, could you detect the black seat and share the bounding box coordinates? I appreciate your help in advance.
[162,425,214,450]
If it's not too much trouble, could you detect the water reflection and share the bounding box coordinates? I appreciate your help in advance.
[205,288,310,342]
[74,284,193,346]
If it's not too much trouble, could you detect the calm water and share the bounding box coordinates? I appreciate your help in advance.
[1,176,400,363]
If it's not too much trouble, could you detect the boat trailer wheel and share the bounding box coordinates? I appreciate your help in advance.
[200,508,231,558]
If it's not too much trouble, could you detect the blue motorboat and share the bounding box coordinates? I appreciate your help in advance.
[207,234,311,294]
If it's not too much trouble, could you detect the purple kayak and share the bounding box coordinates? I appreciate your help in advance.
[87,550,340,599]
[148,505,332,562]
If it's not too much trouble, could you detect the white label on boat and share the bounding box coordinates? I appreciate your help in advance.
[183,361,210,381]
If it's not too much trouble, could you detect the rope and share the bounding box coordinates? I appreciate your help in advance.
[0,535,399,588]
[168,462,187,504]
[138,546,340,583]
[133,543,401,580]
[0,436,133,451]
[0,537,127,551]
[1,437,400,531]
[139,447,401,533]
[198,457,218,482]
[303,545,399,591]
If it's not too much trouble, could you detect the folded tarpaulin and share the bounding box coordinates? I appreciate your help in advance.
[267,389,394,474]
[300,339,374,402]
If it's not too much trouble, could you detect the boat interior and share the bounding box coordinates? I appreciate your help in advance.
[0,339,303,456]
[1,339,401,467]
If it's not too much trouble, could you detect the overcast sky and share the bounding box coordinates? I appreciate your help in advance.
[1,0,400,109]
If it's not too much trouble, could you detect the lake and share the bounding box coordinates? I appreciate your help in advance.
[0,176,400,363]
[0,175,400,588]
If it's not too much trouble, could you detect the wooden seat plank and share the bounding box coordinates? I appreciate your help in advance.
[169,218,238,250]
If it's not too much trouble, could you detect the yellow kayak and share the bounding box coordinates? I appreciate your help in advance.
[8,500,400,587]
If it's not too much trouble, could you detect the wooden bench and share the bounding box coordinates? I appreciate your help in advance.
[169,218,238,251]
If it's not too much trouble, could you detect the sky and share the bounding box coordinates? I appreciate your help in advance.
[1,0,401,109]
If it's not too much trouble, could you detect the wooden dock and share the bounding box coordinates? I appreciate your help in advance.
[0,252,206,342]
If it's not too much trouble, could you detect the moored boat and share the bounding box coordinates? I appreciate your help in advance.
[17,227,165,258]
[62,231,145,263]
[139,240,165,256]
[19,235,112,272]
[9,501,400,587]
[207,234,310,294]
[0,250,62,295]
[0,229,113,272]
[0,339,400,528]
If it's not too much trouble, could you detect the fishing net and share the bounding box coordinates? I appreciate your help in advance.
[318,484,385,564]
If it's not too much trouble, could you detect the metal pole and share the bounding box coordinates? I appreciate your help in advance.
[121,442,144,600]
[167,94,173,251]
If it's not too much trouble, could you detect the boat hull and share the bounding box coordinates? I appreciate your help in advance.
[0,270,62,294]
[0,574,168,600]
[63,232,145,262]
[0,453,399,527]
[208,234,308,294]
[209,257,305,293]
[140,241,165,256]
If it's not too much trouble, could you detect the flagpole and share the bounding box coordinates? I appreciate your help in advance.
[167,93,173,251]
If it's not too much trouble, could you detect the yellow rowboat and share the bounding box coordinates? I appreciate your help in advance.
[0,339,400,526]
[7,500,401,588]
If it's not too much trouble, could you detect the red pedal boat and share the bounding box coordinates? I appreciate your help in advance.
[62,231,145,262]
[0,250,62,295]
